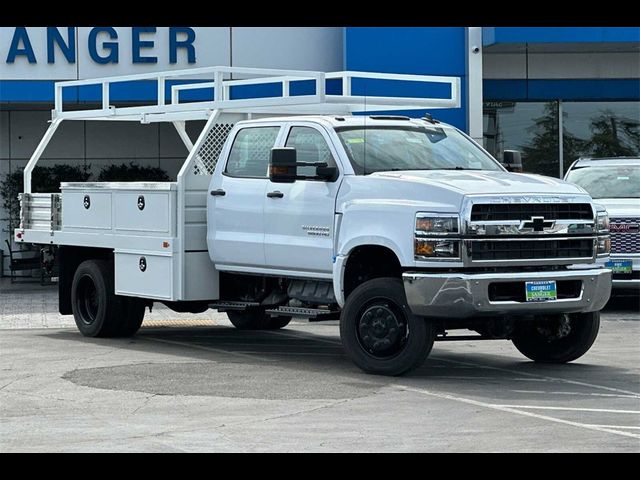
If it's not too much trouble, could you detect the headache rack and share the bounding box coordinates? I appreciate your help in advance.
[15,66,461,302]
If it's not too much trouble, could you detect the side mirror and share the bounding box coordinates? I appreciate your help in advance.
[502,150,523,173]
[269,147,297,183]
[270,147,339,182]
[316,165,338,181]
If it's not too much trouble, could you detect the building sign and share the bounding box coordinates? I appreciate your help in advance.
[4,27,196,65]
[0,27,232,80]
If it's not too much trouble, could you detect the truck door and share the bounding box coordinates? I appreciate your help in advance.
[264,124,341,275]
[208,125,281,269]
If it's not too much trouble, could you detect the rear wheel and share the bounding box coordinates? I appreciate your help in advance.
[511,312,600,363]
[71,259,145,338]
[340,277,435,376]
[227,309,291,330]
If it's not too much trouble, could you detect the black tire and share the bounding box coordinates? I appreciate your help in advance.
[340,277,435,376]
[116,297,146,337]
[265,316,292,330]
[71,259,145,338]
[512,312,600,363]
[227,309,291,330]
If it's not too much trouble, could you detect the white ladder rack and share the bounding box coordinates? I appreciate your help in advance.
[52,66,460,122]
[25,66,461,193]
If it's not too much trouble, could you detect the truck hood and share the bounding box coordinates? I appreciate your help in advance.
[592,198,640,218]
[371,170,588,196]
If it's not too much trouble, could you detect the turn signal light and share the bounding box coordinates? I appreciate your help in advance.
[415,239,435,256]
[415,239,460,259]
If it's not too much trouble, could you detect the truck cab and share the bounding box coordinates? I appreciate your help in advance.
[203,114,612,374]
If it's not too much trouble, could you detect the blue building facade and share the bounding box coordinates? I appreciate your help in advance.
[1,26,639,267]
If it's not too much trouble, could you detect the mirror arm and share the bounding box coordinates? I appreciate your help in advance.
[295,161,328,168]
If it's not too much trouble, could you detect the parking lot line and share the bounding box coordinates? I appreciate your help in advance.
[583,425,640,430]
[510,389,640,399]
[393,384,640,440]
[431,356,640,397]
[493,405,640,414]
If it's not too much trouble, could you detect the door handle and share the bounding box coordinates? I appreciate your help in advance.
[267,191,284,198]
[210,189,226,196]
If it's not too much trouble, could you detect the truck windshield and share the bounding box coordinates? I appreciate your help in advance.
[335,125,502,175]
[565,164,640,199]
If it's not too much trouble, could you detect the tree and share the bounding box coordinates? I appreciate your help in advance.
[586,111,640,157]
[520,102,587,178]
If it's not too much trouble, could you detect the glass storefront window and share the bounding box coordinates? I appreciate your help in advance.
[483,101,560,177]
[483,100,640,178]
[563,101,640,171]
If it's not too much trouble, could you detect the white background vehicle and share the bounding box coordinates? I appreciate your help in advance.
[15,67,612,375]
[565,157,640,291]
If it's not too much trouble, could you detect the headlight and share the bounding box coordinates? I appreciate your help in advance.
[596,211,610,256]
[415,213,461,260]
[415,214,459,235]
[596,211,609,232]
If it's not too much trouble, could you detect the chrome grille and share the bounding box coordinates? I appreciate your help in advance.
[610,217,640,254]
[469,238,594,262]
[470,203,593,221]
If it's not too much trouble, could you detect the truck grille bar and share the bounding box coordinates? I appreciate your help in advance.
[468,238,595,262]
[470,203,593,222]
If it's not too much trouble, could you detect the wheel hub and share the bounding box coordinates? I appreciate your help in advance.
[357,303,406,357]
[77,275,99,326]
[536,314,572,342]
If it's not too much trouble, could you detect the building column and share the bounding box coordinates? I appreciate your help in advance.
[466,27,483,143]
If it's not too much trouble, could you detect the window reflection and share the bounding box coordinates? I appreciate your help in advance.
[483,101,640,178]
[483,101,559,177]
[563,102,640,170]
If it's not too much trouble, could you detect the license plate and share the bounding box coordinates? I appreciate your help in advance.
[605,259,633,275]
[525,280,557,302]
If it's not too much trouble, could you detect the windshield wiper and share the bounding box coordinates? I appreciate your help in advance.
[438,167,483,170]
[367,167,485,174]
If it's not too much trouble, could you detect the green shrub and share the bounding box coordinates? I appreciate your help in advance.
[0,164,91,229]
[1,162,169,230]
[97,162,170,182]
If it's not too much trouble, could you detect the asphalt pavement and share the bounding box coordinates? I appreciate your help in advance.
[0,282,638,452]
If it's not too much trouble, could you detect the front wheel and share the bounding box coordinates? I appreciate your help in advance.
[511,312,600,363]
[340,277,435,376]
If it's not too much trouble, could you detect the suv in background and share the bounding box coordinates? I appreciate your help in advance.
[565,157,640,291]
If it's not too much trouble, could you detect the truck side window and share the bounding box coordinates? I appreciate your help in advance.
[285,127,336,177]
[225,126,280,178]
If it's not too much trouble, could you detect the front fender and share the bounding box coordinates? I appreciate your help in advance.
[332,236,406,308]
[333,205,416,308]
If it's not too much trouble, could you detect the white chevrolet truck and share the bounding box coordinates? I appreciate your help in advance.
[15,67,612,375]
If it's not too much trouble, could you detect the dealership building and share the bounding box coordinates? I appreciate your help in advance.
[1,26,639,274]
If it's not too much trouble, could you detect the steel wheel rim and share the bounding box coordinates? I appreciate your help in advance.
[355,297,409,359]
[77,275,99,326]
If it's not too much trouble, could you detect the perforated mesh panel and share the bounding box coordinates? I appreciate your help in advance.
[192,123,235,175]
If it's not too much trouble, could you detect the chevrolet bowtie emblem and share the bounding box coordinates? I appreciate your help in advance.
[520,216,555,232]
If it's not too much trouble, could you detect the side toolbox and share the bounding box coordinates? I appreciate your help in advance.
[115,251,175,300]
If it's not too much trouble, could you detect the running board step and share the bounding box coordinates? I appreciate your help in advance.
[265,306,340,321]
[209,301,260,312]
